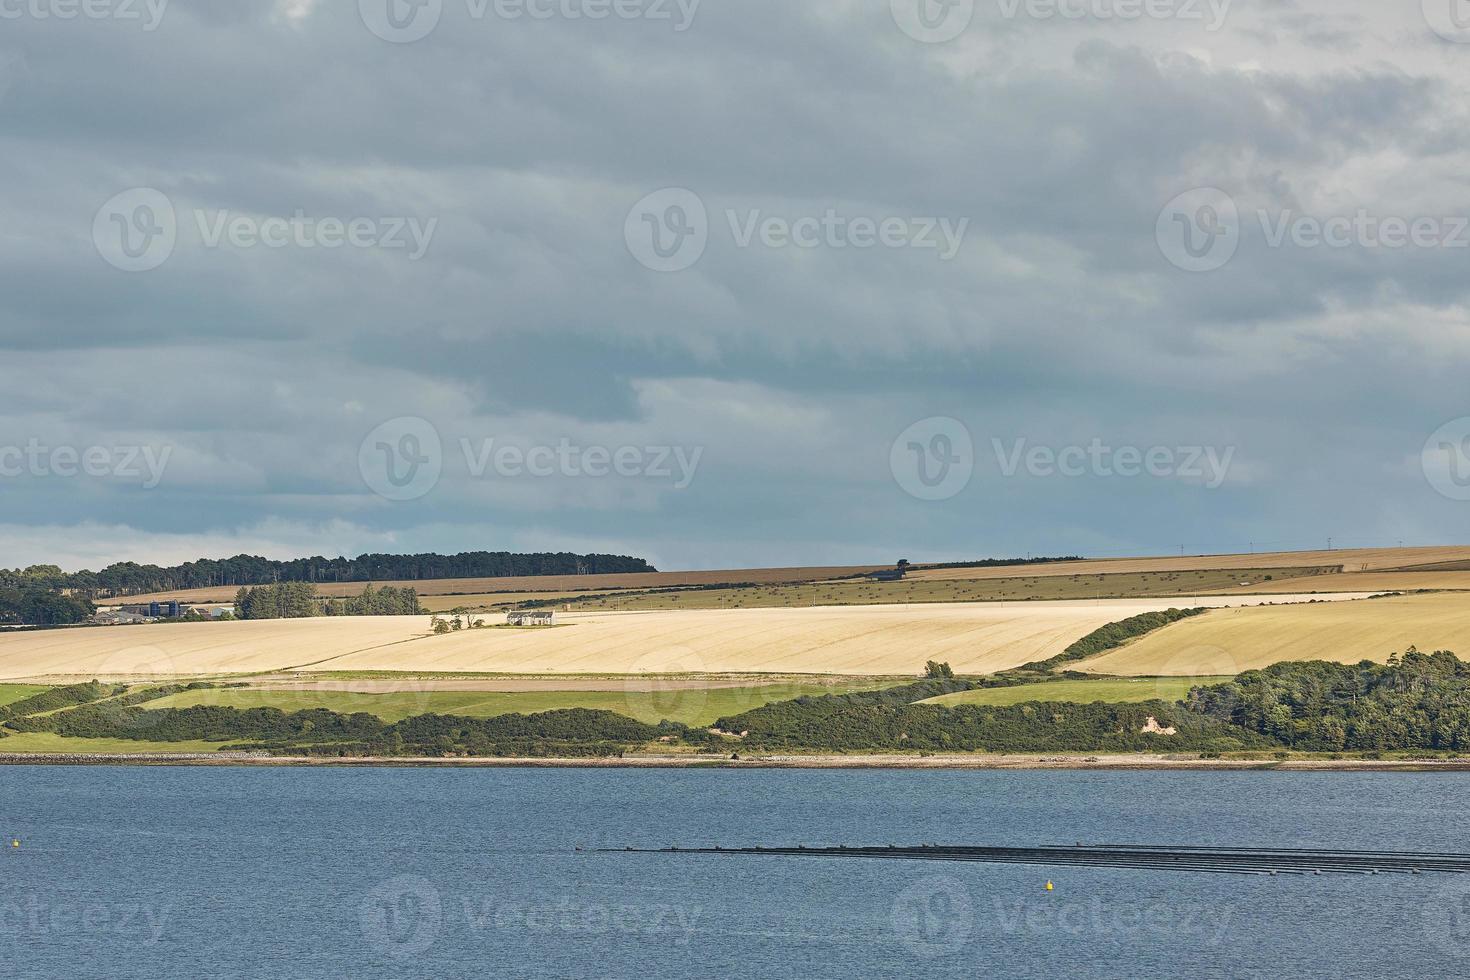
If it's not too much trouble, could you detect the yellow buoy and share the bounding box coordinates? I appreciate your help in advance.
[1045,880,1054,891]
[10,840,18,848]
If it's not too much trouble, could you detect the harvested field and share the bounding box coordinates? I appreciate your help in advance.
[0,617,432,681]
[0,594,1377,681]
[1074,593,1470,676]
[113,565,894,606]
[279,595,1371,678]
[906,546,1470,581]
[560,567,1331,611]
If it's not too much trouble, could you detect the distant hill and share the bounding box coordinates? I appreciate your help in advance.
[3,552,656,599]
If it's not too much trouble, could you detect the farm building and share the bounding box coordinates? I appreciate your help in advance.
[506,610,555,627]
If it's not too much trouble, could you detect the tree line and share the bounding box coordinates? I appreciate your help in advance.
[1,551,656,598]
[233,583,424,620]
[0,587,94,626]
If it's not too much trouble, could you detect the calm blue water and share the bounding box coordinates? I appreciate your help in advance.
[2,767,1469,978]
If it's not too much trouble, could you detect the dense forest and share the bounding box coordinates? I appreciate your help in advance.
[1185,649,1470,752]
[0,551,656,598]
[704,680,1270,753]
[10,699,664,758]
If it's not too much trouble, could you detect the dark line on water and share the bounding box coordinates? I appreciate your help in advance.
[596,844,1470,877]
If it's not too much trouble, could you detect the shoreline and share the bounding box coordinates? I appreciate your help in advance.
[4,751,1470,771]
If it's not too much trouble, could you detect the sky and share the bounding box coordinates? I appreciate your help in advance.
[2,0,1470,572]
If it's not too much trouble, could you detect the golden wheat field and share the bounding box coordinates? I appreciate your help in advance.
[0,593,1373,681]
[0,617,433,680]
[1073,593,1470,677]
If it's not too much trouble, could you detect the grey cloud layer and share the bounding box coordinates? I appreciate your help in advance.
[0,0,1466,569]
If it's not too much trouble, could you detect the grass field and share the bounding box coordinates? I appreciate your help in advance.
[1074,593,1470,676]
[144,680,897,726]
[919,676,1233,707]
[0,732,246,754]
[0,684,47,707]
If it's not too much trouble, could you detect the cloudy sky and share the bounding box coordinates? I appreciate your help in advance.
[2,0,1469,572]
